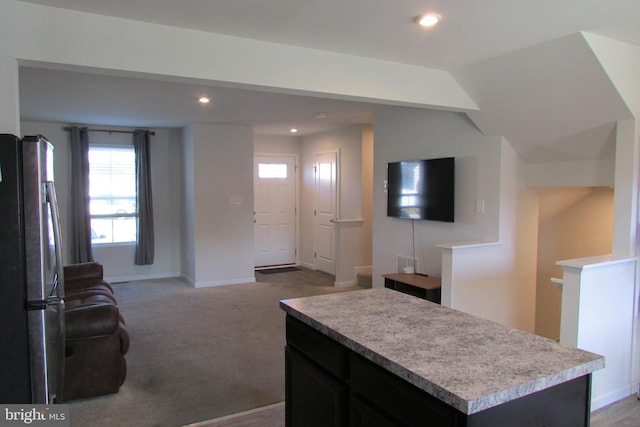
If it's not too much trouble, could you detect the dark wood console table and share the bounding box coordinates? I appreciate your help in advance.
[383,272,441,303]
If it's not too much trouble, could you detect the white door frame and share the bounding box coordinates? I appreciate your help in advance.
[254,153,299,268]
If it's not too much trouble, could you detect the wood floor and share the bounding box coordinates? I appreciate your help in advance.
[186,403,284,427]
[591,394,640,426]
[191,395,640,427]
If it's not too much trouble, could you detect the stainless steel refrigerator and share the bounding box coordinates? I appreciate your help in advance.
[0,134,65,403]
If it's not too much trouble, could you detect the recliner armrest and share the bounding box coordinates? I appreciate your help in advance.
[65,295,120,339]
[63,262,114,294]
[64,262,104,283]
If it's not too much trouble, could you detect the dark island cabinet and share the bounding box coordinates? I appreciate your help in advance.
[285,316,464,427]
[285,315,350,427]
[285,315,592,427]
[285,347,348,427]
[350,395,400,427]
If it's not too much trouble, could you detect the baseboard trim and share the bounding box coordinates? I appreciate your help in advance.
[193,277,257,288]
[591,385,636,411]
[299,261,315,270]
[106,272,181,284]
[335,280,356,288]
[107,273,258,288]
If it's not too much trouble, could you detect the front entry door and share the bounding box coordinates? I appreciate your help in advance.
[254,155,297,267]
[314,151,337,275]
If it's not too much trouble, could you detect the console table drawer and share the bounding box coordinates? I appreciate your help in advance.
[383,273,441,304]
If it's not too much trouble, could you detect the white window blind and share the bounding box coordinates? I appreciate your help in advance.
[88,146,137,244]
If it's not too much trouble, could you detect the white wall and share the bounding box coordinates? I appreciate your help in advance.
[583,39,640,397]
[254,133,300,154]
[535,187,614,340]
[440,140,538,332]
[181,125,196,282]
[526,159,615,188]
[21,120,183,282]
[0,56,19,133]
[361,125,374,270]
[372,107,502,279]
[497,140,539,331]
[373,108,538,331]
[299,125,371,283]
[559,256,636,410]
[182,123,255,287]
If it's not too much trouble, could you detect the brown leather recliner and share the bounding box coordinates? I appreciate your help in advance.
[65,262,115,299]
[63,262,129,401]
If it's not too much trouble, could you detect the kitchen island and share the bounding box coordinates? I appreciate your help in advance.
[280,288,604,427]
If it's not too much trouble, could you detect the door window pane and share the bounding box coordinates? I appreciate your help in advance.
[258,163,287,179]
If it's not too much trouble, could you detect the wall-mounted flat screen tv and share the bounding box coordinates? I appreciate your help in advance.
[387,157,455,222]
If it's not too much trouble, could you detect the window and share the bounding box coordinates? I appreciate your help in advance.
[89,146,137,244]
[258,163,288,179]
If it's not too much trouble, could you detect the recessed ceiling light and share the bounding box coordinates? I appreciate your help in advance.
[198,96,211,104]
[418,13,441,27]
[290,128,299,133]
[314,112,327,119]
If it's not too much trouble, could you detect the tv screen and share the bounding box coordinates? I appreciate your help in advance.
[387,157,454,222]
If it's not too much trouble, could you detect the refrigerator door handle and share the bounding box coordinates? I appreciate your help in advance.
[45,180,65,403]
[45,181,64,299]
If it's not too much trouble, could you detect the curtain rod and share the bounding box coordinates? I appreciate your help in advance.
[63,126,155,136]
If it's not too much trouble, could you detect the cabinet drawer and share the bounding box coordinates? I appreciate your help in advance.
[350,353,462,427]
[286,316,348,379]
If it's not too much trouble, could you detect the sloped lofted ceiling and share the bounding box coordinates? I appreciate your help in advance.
[16,0,640,163]
[453,33,632,163]
[17,0,640,70]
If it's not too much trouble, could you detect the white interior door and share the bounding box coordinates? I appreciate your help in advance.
[314,151,337,275]
[254,155,297,268]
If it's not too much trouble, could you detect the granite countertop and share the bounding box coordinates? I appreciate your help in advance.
[280,288,604,415]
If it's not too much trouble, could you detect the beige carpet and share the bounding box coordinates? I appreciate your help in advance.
[68,272,362,427]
